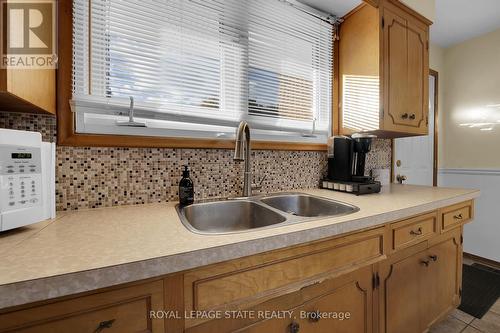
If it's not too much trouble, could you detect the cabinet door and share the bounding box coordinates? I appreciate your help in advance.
[379,247,425,333]
[236,266,374,333]
[0,69,56,114]
[382,4,429,135]
[421,230,462,329]
[296,265,374,333]
[379,230,462,333]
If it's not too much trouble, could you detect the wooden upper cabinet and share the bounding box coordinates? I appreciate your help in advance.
[0,4,55,115]
[382,2,429,134]
[338,0,431,138]
[0,68,55,114]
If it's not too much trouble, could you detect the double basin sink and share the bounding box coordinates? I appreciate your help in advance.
[176,193,359,234]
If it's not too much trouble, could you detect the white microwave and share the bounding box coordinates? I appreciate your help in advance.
[0,129,56,232]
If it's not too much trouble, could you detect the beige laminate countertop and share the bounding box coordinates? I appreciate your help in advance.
[0,184,479,310]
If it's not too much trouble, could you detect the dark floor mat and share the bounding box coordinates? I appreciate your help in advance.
[458,264,500,319]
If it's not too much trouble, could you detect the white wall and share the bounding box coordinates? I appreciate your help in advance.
[438,170,500,262]
[400,0,435,21]
[441,28,500,169]
[438,28,500,262]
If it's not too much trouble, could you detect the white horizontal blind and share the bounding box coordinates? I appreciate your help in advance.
[72,0,333,142]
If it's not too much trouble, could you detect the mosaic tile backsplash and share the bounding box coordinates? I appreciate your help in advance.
[0,111,56,142]
[1,111,392,211]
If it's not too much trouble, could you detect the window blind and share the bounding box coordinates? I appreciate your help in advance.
[72,0,333,142]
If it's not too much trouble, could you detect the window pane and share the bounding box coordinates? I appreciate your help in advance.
[73,0,333,142]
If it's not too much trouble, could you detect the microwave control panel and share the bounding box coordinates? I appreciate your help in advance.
[0,146,42,212]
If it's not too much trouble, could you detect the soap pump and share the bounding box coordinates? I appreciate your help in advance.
[179,165,194,205]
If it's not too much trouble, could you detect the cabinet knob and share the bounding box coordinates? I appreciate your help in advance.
[289,321,300,333]
[454,213,463,220]
[306,311,321,323]
[401,113,409,119]
[420,260,430,267]
[429,255,438,262]
[94,319,115,333]
[410,227,423,236]
[396,174,407,184]
[409,113,416,120]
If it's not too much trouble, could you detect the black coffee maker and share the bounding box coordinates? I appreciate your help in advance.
[351,133,377,182]
[327,136,353,181]
[326,133,380,195]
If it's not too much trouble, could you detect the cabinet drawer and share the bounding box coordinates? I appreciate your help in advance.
[0,280,164,333]
[391,212,437,251]
[184,228,384,327]
[441,201,473,232]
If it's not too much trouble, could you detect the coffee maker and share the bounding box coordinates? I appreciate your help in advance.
[327,136,353,181]
[325,133,381,195]
[351,133,377,182]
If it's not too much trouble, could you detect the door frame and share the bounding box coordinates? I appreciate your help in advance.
[430,69,439,186]
[391,69,439,186]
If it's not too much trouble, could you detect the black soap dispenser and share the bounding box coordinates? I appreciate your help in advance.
[179,165,194,205]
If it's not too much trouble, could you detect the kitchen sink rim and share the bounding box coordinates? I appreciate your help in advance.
[176,192,360,235]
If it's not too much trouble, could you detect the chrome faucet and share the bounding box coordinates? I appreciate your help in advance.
[233,121,266,197]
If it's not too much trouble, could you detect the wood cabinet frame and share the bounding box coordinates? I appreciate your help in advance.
[56,0,327,151]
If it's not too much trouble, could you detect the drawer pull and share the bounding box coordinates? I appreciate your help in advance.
[420,260,430,267]
[306,311,321,323]
[454,213,463,220]
[401,113,409,119]
[409,113,416,120]
[410,227,423,236]
[94,319,116,333]
[289,321,300,333]
[429,255,438,262]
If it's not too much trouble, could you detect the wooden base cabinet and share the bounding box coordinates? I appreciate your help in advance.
[378,229,462,333]
[0,201,473,333]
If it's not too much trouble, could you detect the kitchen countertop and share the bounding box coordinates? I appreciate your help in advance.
[0,184,479,310]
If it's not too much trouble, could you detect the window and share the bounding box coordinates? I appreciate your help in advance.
[72,0,333,143]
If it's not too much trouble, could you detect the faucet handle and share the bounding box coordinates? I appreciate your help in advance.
[252,174,267,190]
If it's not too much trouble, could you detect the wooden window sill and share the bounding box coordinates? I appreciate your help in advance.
[57,132,327,151]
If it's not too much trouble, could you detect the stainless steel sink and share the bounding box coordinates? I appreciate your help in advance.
[176,193,359,234]
[178,200,286,233]
[260,194,358,217]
